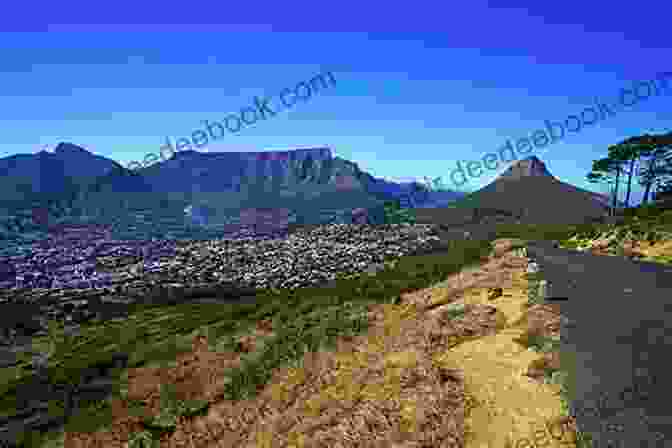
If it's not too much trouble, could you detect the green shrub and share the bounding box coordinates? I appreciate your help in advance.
[127,430,160,448]
[4,237,495,447]
[383,200,417,224]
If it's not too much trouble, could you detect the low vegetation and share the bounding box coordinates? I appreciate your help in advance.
[557,206,672,260]
[5,236,494,447]
[6,201,672,447]
[382,199,417,224]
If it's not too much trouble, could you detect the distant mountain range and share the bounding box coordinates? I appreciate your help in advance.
[0,143,465,240]
[133,147,465,206]
[0,143,622,244]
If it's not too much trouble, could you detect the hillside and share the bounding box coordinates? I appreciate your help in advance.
[415,156,611,235]
[4,187,671,447]
[0,144,463,243]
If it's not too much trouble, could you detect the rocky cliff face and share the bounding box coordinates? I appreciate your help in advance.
[0,144,464,243]
[138,148,355,193]
[497,156,553,180]
[0,146,378,242]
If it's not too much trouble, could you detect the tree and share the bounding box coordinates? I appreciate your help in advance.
[639,148,672,204]
[588,131,672,211]
[316,156,333,184]
[298,155,314,181]
[613,132,672,206]
[656,181,672,201]
[653,146,672,202]
[604,139,646,208]
[587,156,626,215]
[627,131,672,204]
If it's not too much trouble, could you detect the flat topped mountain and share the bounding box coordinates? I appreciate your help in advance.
[170,147,332,162]
[136,146,462,207]
[139,147,346,193]
[0,143,466,236]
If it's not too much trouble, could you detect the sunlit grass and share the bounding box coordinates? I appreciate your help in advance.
[3,217,630,447]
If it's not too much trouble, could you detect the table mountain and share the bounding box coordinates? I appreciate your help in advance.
[0,143,463,241]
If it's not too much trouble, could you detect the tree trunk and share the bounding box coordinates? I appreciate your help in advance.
[625,157,636,208]
[642,181,653,204]
[613,168,621,210]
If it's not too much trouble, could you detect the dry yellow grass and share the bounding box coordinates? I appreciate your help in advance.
[633,238,672,258]
[63,239,579,447]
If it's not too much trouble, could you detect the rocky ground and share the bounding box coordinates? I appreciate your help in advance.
[0,223,443,359]
[60,239,581,448]
[558,216,672,263]
[0,222,448,446]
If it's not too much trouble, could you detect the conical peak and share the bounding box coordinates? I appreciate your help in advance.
[498,155,552,179]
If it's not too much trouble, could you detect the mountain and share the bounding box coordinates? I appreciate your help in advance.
[458,156,611,223]
[497,155,553,180]
[0,144,158,246]
[132,147,463,227]
[135,147,461,206]
[136,148,367,195]
[498,156,625,207]
[359,173,466,207]
[94,145,464,212]
[0,143,123,201]
[0,143,464,240]
[415,156,612,230]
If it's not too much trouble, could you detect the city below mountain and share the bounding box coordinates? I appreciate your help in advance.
[0,143,463,240]
[0,144,615,241]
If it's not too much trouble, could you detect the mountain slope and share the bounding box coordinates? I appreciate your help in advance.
[0,143,121,201]
[135,148,461,208]
[415,156,610,230]
[464,175,609,222]
[0,143,150,201]
[454,157,609,224]
[0,144,464,239]
[361,172,466,207]
[496,155,554,180]
[467,156,610,223]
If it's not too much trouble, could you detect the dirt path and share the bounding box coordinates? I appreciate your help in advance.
[399,243,576,447]
[62,240,580,447]
[434,271,571,447]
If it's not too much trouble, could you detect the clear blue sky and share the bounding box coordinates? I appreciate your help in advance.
[1,0,670,204]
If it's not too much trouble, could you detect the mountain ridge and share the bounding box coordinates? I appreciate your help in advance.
[498,155,623,207]
[498,155,554,180]
[0,143,621,240]
[421,159,612,229]
[0,143,463,239]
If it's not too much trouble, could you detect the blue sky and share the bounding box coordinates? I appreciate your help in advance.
[1,0,670,205]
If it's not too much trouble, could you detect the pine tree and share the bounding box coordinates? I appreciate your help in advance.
[299,155,314,181]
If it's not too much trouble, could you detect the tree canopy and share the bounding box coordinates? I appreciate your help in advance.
[587,131,672,210]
